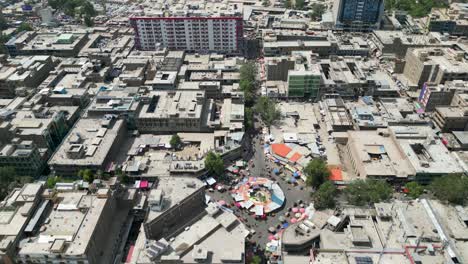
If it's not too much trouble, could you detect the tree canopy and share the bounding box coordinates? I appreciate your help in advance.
[17,22,33,32]
[249,255,262,264]
[254,96,281,129]
[404,181,424,199]
[244,107,254,131]
[0,34,9,54]
[78,169,94,183]
[240,62,256,83]
[309,3,326,21]
[239,62,257,107]
[116,168,130,184]
[205,151,224,177]
[344,179,393,206]
[295,0,305,9]
[0,167,16,200]
[170,134,182,149]
[313,181,337,210]
[49,0,97,19]
[0,167,33,199]
[430,174,468,205]
[84,15,94,27]
[304,159,330,189]
[385,0,448,18]
[46,176,62,189]
[0,13,8,30]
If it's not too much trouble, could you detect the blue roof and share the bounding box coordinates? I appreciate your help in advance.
[362,96,374,105]
[355,106,373,116]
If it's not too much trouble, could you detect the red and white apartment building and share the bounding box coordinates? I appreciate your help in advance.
[130,11,243,53]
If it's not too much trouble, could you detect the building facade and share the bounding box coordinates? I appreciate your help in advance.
[418,83,456,112]
[0,140,46,177]
[287,70,321,98]
[130,16,243,53]
[433,106,468,132]
[333,0,384,30]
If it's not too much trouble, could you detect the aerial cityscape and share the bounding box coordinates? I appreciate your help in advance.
[1,0,468,263]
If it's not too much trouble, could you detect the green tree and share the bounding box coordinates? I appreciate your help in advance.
[49,0,97,21]
[309,3,326,21]
[0,167,16,200]
[344,179,393,206]
[304,159,330,188]
[250,255,262,264]
[385,0,448,18]
[239,79,253,93]
[205,151,224,176]
[17,22,33,32]
[284,0,291,8]
[78,169,94,183]
[46,176,62,189]
[116,168,130,184]
[313,181,337,210]
[84,15,94,27]
[244,89,255,107]
[295,0,305,9]
[239,62,257,107]
[0,34,9,54]
[430,174,468,205]
[240,62,257,83]
[404,181,424,199]
[0,13,8,30]
[81,1,96,17]
[262,0,270,7]
[170,134,182,149]
[244,107,254,131]
[254,96,281,129]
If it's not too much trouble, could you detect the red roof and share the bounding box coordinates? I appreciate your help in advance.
[289,152,302,162]
[139,180,149,189]
[329,167,343,181]
[271,144,292,158]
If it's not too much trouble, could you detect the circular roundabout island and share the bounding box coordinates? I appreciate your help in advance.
[232,177,285,216]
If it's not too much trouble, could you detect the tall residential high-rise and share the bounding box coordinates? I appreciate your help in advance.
[333,0,384,30]
[130,13,243,53]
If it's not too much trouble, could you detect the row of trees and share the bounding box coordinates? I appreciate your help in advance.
[429,174,468,205]
[284,0,304,9]
[45,167,131,189]
[385,0,448,18]
[240,62,257,131]
[49,0,97,26]
[306,158,468,210]
[0,167,33,200]
[398,175,468,205]
[254,96,281,130]
[283,0,326,14]
[308,3,326,21]
[240,62,282,131]
[0,14,33,54]
[304,159,393,209]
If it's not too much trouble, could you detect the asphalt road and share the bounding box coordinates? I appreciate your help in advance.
[209,124,313,249]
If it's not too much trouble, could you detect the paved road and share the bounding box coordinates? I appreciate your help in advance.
[209,124,313,249]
